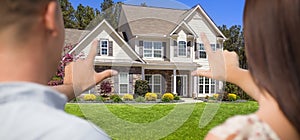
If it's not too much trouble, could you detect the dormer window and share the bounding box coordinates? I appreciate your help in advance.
[101,40,108,55]
[97,40,113,56]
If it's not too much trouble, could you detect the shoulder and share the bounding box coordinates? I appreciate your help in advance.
[207,114,279,140]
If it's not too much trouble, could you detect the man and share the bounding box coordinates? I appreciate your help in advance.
[0,0,116,139]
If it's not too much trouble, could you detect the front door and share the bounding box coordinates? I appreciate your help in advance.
[176,75,187,96]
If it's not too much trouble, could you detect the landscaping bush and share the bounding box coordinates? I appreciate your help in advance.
[84,94,96,101]
[156,93,162,99]
[162,93,174,101]
[113,96,123,103]
[228,93,237,101]
[162,98,171,102]
[145,93,157,101]
[110,94,120,100]
[123,94,134,101]
[134,80,150,97]
[100,81,112,97]
[174,96,180,100]
[95,96,104,102]
[135,96,145,102]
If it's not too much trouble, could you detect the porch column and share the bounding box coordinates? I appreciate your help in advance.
[141,68,145,80]
[193,76,198,98]
[173,69,177,95]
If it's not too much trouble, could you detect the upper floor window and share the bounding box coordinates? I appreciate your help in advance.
[178,41,187,56]
[101,40,108,55]
[199,43,206,59]
[143,41,162,58]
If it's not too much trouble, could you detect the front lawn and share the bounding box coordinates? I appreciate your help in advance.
[65,102,258,140]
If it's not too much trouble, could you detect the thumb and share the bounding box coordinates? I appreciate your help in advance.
[94,70,118,85]
[191,69,213,78]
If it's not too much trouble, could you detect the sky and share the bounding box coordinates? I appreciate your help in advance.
[69,0,245,27]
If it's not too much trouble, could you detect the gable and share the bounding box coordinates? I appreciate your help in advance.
[69,20,145,64]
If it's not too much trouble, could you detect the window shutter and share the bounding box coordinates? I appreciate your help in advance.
[187,41,191,47]
[114,75,119,94]
[139,41,143,57]
[97,40,101,56]
[162,42,167,58]
[187,45,191,58]
[195,43,199,59]
[174,40,178,57]
[109,41,113,56]
[129,74,133,94]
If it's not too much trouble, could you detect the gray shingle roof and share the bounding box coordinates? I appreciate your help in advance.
[120,4,188,36]
[64,29,90,45]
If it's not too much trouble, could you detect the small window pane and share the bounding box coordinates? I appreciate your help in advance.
[205,78,209,84]
[199,76,203,84]
[153,76,161,84]
[205,85,210,93]
[154,42,162,49]
[153,85,160,93]
[178,41,187,56]
[154,50,162,58]
[211,44,216,51]
[120,84,128,93]
[211,85,215,93]
[199,85,203,94]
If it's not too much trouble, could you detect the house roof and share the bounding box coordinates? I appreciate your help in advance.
[68,19,145,64]
[120,4,226,39]
[120,4,188,36]
[64,29,90,45]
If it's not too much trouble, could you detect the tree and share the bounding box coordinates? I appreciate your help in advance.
[60,0,76,28]
[75,4,97,30]
[141,2,147,7]
[219,25,252,100]
[101,0,114,12]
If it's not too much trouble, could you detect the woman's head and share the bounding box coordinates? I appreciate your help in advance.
[244,0,300,132]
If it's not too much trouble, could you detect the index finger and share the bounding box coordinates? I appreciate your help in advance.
[200,33,213,56]
[87,40,98,60]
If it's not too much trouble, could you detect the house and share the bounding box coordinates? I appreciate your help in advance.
[67,4,226,98]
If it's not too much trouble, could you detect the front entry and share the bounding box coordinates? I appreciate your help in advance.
[176,75,187,96]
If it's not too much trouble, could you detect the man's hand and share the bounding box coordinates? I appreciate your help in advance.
[53,40,118,101]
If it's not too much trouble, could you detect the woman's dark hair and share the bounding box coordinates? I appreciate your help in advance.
[244,0,300,133]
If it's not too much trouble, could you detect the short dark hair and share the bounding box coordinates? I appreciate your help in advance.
[0,0,56,40]
[244,0,300,133]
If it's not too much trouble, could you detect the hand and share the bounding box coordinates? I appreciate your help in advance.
[191,33,242,84]
[53,40,118,100]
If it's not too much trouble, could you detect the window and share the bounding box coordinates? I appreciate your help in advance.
[178,41,187,56]
[210,44,216,51]
[198,76,216,94]
[119,73,129,94]
[101,40,108,55]
[145,75,161,93]
[143,41,162,58]
[199,43,206,59]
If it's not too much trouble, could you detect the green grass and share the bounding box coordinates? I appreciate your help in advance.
[65,102,258,140]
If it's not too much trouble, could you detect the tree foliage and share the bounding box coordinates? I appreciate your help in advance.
[219,25,252,100]
[59,0,76,28]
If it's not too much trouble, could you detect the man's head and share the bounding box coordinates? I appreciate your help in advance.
[0,0,65,83]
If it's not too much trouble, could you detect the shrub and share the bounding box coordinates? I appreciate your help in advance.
[213,94,219,100]
[145,93,157,101]
[95,96,104,102]
[156,93,162,99]
[205,95,210,100]
[228,93,237,101]
[162,93,174,101]
[100,81,112,97]
[123,94,134,101]
[84,94,96,101]
[134,80,150,97]
[113,96,123,103]
[135,96,145,102]
[174,96,180,100]
[110,94,120,100]
[162,98,170,102]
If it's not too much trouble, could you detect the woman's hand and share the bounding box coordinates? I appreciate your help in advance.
[192,33,261,101]
[53,40,118,101]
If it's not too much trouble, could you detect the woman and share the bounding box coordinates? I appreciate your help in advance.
[192,0,300,139]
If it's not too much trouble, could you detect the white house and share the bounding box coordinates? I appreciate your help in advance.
[67,4,226,98]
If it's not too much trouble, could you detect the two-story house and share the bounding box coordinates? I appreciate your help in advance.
[67,4,226,98]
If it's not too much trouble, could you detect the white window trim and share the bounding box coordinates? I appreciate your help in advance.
[100,40,109,56]
[198,43,207,59]
[198,76,216,94]
[143,41,163,59]
[145,74,161,93]
[119,73,129,94]
[178,41,187,57]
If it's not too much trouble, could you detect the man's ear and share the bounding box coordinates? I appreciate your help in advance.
[44,1,59,36]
